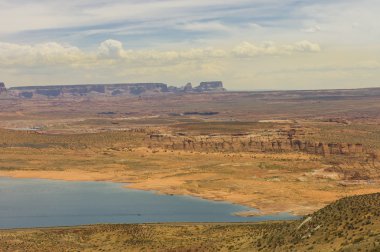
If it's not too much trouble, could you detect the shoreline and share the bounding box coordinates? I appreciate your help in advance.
[1,168,380,217]
[0,170,302,216]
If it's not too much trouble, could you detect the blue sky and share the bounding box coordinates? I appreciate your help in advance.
[0,0,379,90]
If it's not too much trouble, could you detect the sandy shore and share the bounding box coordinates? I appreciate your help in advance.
[0,169,296,215]
[2,168,380,216]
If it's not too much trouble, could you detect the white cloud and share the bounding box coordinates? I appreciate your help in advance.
[232,40,321,57]
[179,21,230,32]
[301,25,321,33]
[0,40,379,91]
[0,0,257,36]
[0,41,85,66]
[0,39,322,69]
[297,0,380,43]
[97,39,125,58]
[248,23,263,29]
[292,40,321,52]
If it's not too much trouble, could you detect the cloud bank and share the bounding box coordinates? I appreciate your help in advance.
[0,40,321,67]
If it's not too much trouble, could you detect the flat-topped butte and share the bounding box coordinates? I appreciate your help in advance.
[1,81,226,98]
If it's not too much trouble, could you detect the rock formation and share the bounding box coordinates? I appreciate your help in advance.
[8,83,168,98]
[183,83,193,92]
[146,133,368,157]
[7,81,226,98]
[194,81,225,92]
[168,81,225,93]
[0,82,6,94]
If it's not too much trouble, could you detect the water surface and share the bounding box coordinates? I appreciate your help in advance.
[0,177,298,229]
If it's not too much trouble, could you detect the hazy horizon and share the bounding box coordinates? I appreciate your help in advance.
[1,0,379,90]
[2,81,380,92]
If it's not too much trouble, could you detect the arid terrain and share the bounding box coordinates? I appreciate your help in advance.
[2,0,379,250]
[1,84,380,250]
[1,85,379,215]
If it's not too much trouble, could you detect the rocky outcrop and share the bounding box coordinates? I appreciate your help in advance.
[0,82,6,95]
[194,81,225,92]
[146,133,369,157]
[168,81,225,93]
[183,83,193,92]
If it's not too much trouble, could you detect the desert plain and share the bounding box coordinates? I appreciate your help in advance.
[0,87,379,216]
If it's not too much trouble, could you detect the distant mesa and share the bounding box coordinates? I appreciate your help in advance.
[1,81,226,98]
[0,82,6,95]
[197,81,225,92]
[169,81,226,93]
[9,83,167,99]
[183,82,193,92]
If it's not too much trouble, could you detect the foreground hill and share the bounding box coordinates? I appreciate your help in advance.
[262,193,380,251]
[0,193,379,251]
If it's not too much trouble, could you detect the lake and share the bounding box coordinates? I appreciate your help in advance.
[0,177,298,229]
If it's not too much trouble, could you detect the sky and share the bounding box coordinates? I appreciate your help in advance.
[0,0,379,90]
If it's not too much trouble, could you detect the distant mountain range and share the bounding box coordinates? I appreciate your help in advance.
[0,81,226,98]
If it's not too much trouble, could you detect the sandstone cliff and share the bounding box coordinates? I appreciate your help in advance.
[146,133,370,158]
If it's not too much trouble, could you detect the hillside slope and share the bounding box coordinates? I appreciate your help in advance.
[261,193,380,251]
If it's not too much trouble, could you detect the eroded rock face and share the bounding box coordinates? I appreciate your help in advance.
[146,133,368,157]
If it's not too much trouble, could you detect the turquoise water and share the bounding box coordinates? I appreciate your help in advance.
[0,177,298,228]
